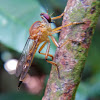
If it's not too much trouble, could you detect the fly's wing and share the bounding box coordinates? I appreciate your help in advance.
[16,37,38,79]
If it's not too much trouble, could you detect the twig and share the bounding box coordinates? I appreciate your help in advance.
[42,0,100,100]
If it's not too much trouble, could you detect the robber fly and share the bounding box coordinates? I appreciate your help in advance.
[16,12,84,88]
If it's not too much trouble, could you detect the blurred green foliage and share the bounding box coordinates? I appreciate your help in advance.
[0,0,57,57]
[0,0,100,100]
[0,92,43,100]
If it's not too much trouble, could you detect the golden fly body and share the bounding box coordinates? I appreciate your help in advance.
[16,12,84,89]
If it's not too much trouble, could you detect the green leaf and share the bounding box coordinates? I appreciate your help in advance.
[0,0,58,58]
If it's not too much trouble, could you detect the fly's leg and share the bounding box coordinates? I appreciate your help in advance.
[38,41,60,79]
[52,22,85,32]
[51,35,68,47]
[38,41,47,53]
[51,35,71,49]
[59,39,72,48]
[51,12,64,20]
[46,61,60,79]
[50,36,59,47]
[50,21,85,47]
[45,42,61,79]
[51,13,85,46]
[51,30,61,35]
[38,41,54,60]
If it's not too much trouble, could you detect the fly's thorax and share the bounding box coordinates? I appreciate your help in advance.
[39,24,51,41]
[29,20,52,42]
[42,22,52,34]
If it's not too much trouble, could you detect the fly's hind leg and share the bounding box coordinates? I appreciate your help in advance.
[38,41,61,79]
[46,60,60,79]
[45,42,61,79]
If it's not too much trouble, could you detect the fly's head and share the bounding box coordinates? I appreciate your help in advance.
[40,13,51,23]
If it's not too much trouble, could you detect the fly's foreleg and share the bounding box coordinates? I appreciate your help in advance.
[51,12,64,20]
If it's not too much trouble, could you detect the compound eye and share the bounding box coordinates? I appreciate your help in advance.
[40,13,51,23]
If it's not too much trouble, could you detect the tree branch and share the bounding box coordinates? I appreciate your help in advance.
[42,0,100,100]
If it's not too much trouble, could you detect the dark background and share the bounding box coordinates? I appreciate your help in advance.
[0,0,100,100]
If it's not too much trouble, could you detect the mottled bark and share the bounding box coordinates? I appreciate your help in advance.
[42,0,100,100]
